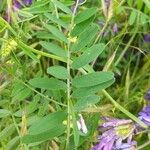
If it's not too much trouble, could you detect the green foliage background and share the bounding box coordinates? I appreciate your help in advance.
[0,0,150,149]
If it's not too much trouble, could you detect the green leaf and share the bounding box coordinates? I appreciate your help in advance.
[72,43,105,69]
[6,136,20,150]
[22,0,50,14]
[129,11,137,25]
[17,40,39,62]
[52,0,72,14]
[127,0,132,6]
[45,24,68,43]
[72,72,114,88]
[38,100,49,117]
[0,109,11,118]
[11,82,25,97]
[0,17,7,32]
[72,79,115,98]
[14,95,40,117]
[28,111,66,134]
[22,124,65,143]
[12,87,32,103]
[44,13,68,29]
[74,95,100,111]
[22,111,67,143]
[36,31,58,40]
[71,17,93,37]
[143,0,150,9]
[137,0,143,10]
[40,41,67,58]
[72,24,99,52]
[47,66,68,79]
[74,7,97,24]
[0,125,15,141]
[29,77,67,90]
[140,14,147,24]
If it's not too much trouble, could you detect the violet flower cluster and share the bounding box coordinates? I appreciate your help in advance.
[92,90,150,150]
[91,117,137,150]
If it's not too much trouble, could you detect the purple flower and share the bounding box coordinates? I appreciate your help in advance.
[13,0,33,10]
[145,90,150,100]
[91,117,137,150]
[144,34,150,42]
[138,106,150,126]
[92,129,117,150]
[114,140,137,150]
[113,23,118,34]
[102,117,132,128]
[13,0,22,9]
[23,0,33,6]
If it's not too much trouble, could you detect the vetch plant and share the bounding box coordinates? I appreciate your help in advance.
[0,0,150,149]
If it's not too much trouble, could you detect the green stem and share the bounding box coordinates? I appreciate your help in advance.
[137,140,150,150]
[17,40,67,63]
[94,19,109,44]
[91,19,109,67]
[102,90,148,129]
[66,0,80,148]
[114,27,138,67]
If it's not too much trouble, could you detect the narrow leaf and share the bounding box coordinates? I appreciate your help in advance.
[52,0,72,14]
[45,24,68,43]
[17,40,39,62]
[47,66,68,79]
[44,13,68,28]
[29,111,67,134]
[71,18,93,37]
[74,7,97,24]
[74,94,100,111]
[40,41,67,58]
[72,24,99,51]
[22,111,67,143]
[12,87,32,103]
[0,109,11,118]
[0,125,15,141]
[22,0,50,14]
[22,125,65,143]
[143,0,150,9]
[129,11,137,25]
[72,79,115,98]
[6,136,20,150]
[72,72,114,88]
[72,43,105,69]
[29,77,67,90]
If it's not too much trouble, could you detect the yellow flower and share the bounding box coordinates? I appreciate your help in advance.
[1,39,17,57]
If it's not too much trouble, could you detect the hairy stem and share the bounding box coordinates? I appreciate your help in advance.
[66,0,80,148]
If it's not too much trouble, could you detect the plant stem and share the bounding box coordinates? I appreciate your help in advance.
[91,19,109,67]
[66,0,80,148]
[114,27,138,67]
[102,90,148,129]
[137,140,150,150]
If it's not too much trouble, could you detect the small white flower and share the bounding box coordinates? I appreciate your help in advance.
[77,114,88,134]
